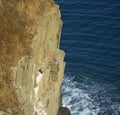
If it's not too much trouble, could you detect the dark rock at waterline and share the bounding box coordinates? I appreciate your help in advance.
[58,107,71,115]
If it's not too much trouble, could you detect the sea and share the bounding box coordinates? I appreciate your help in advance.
[55,0,120,115]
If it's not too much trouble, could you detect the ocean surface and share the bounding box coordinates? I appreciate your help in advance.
[55,0,120,115]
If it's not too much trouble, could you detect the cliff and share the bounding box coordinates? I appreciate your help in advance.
[0,0,69,115]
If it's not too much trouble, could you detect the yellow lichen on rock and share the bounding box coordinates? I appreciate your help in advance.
[0,0,66,115]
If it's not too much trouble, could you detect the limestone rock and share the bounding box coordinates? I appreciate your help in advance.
[0,111,9,115]
[0,0,70,115]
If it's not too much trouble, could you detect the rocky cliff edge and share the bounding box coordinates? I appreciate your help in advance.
[0,0,70,115]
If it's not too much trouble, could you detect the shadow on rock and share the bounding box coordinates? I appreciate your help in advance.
[58,107,71,115]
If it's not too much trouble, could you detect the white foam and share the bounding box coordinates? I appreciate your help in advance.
[62,75,99,115]
[62,73,120,115]
[80,108,96,115]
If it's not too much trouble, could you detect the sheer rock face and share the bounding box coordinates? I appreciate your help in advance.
[0,0,66,115]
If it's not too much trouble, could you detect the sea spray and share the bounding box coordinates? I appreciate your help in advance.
[62,73,120,115]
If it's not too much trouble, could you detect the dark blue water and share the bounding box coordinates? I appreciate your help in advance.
[55,0,120,115]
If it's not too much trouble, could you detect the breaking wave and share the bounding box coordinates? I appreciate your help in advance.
[62,73,120,115]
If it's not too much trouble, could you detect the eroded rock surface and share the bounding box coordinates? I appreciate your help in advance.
[0,0,67,115]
